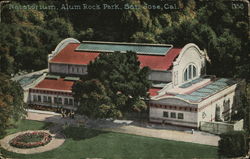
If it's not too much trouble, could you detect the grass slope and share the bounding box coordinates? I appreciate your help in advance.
[1,120,218,159]
[4,120,52,136]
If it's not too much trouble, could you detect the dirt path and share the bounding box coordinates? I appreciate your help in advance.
[25,111,219,146]
[104,125,219,146]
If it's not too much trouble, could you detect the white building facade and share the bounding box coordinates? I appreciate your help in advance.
[149,44,238,128]
[23,38,238,128]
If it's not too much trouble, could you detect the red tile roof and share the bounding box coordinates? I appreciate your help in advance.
[138,48,181,71]
[34,78,74,91]
[35,78,161,96]
[50,43,100,65]
[148,88,161,96]
[49,43,182,71]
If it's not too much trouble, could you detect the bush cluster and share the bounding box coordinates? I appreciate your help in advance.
[218,131,249,157]
[9,132,52,149]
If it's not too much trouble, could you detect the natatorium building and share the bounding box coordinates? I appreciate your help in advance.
[25,38,238,128]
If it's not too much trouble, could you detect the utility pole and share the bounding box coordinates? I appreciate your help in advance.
[0,1,10,23]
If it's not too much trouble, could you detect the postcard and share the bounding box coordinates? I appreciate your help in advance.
[0,0,249,158]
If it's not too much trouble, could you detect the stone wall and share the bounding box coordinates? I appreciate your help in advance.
[200,119,243,134]
[234,119,244,131]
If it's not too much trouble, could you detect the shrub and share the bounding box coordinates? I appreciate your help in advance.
[218,131,249,157]
[9,131,52,149]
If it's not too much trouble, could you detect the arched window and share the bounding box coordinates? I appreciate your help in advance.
[193,66,197,77]
[183,64,197,81]
[188,65,192,79]
[184,69,188,81]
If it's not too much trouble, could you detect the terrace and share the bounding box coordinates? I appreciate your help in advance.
[157,76,237,103]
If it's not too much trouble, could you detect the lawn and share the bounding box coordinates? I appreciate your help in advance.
[1,120,218,159]
[4,120,52,136]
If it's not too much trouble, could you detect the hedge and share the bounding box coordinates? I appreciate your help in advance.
[218,131,249,157]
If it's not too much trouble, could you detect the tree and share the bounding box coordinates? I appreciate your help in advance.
[0,46,14,75]
[78,28,94,41]
[120,0,153,39]
[47,18,75,39]
[130,32,157,43]
[0,94,12,136]
[218,131,248,157]
[209,30,241,77]
[0,1,75,73]
[72,51,151,118]
[72,79,121,119]
[231,82,250,133]
[87,51,151,112]
[0,73,26,136]
[196,0,249,80]
[197,0,234,35]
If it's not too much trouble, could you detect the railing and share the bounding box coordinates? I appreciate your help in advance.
[157,82,173,96]
[23,73,46,90]
[29,101,76,110]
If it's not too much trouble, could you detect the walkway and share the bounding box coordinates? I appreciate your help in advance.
[26,110,219,146]
[103,125,218,146]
